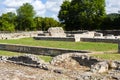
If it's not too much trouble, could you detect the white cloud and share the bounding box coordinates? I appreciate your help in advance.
[51,14,58,20]
[106,0,120,13]
[0,8,16,15]
[45,0,63,13]
[32,0,45,11]
[0,0,120,20]
[0,0,63,19]
[3,0,33,8]
[32,0,46,17]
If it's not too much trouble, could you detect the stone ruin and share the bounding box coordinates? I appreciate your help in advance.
[47,27,66,37]
[0,31,43,40]
[36,28,104,42]
[34,27,120,42]
[0,53,120,80]
[74,31,103,39]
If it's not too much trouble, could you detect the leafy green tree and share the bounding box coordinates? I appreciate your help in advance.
[113,16,120,29]
[34,17,61,31]
[34,17,43,30]
[16,3,35,31]
[102,13,120,30]
[0,19,15,32]
[1,12,16,23]
[58,0,106,30]
[0,12,16,32]
[58,0,71,30]
[42,17,60,31]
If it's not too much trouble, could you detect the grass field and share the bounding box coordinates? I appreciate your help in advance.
[0,50,120,61]
[90,53,120,60]
[0,38,117,51]
[0,38,118,61]
[0,50,52,62]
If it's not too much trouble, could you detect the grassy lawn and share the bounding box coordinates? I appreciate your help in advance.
[0,50,120,61]
[90,53,120,60]
[0,50,23,56]
[38,55,52,62]
[0,38,117,51]
[0,50,52,62]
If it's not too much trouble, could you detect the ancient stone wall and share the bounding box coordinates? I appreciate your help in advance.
[81,38,120,43]
[34,36,120,43]
[34,36,75,42]
[0,31,42,39]
[47,27,66,37]
[65,30,120,36]
[0,43,89,56]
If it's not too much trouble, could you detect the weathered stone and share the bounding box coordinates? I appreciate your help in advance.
[0,52,120,80]
[109,61,118,69]
[0,56,8,62]
[91,61,109,73]
[73,31,103,42]
[0,31,42,40]
[48,27,66,37]
[75,31,103,38]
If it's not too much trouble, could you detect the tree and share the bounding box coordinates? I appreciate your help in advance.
[58,0,106,30]
[34,17,43,30]
[16,3,35,31]
[34,17,61,31]
[0,12,16,32]
[0,19,15,32]
[42,17,61,31]
[58,0,71,30]
[102,13,120,30]
[113,16,120,29]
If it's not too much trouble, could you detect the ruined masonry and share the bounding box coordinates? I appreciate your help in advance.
[47,27,66,37]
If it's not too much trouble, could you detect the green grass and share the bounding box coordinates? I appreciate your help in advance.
[90,53,120,60]
[0,50,52,62]
[0,38,117,51]
[38,55,53,62]
[0,50,23,56]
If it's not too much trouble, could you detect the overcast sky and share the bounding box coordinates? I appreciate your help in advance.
[0,0,120,20]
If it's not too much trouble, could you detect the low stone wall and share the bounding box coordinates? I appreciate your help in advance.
[81,38,120,43]
[34,36,120,43]
[0,31,43,39]
[65,30,120,36]
[0,44,89,56]
[34,36,75,42]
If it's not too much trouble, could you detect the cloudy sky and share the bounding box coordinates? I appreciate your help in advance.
[0,0,120,20]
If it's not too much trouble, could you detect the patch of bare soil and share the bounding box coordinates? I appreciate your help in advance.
[0,62,73,80]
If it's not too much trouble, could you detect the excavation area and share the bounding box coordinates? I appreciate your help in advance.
[0,53,120,80]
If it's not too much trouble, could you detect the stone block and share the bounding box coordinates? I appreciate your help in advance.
[48,27,66,37]
[91,61,109,73]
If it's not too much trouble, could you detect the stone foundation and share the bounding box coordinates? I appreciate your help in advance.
[0,43,89,56]
[81,38,120,43]
[0,31,42,39]
[34,36,76,42]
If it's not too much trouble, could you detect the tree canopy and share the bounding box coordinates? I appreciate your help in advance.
[16,3,36,31]
[0,12,16,32]
[58,0,106,30]
[0,2,120,32]
[0,3,60,32]
[34,17,60,31]
[102,13,120,30]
